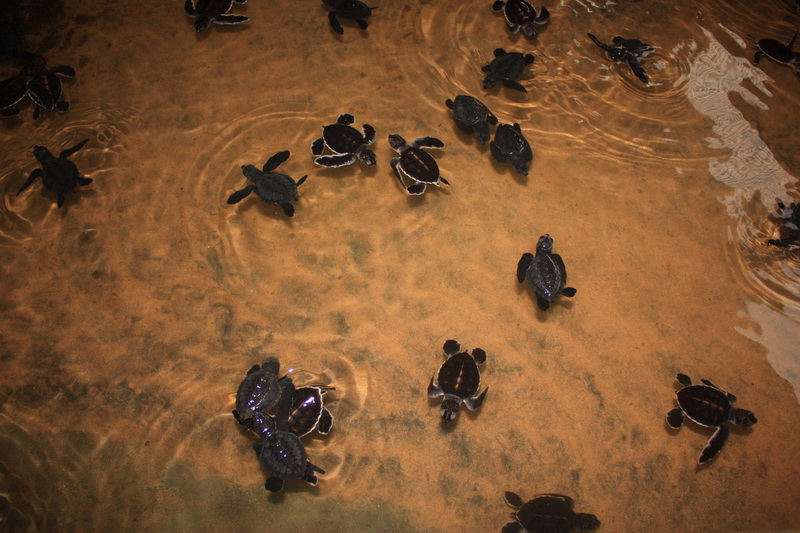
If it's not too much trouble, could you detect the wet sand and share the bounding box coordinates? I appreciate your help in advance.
[1,0,799,531]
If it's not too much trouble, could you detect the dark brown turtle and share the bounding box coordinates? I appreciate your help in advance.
[311,113,376,168]
[388,133,449,195]
[227,150,308,217]
[17,139,92,208]
[666,373,757,464]
[287,385,335,438]
[184,0,250,32]
[445,95,498,145]
[482,48,535,93]
[517,234,576,311]
[753,30,800,77]
[492,0,549,38]
[22,57,75,119]
[232,357,293,425]
[490,122,532,176]
[503,492,601,533]
[427,339,488,423]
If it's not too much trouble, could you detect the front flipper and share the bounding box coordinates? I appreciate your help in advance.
[328,12,344,34]
[311,137,325,156]
[562,287,577,297]
[666,408,684,429]
[464,387,488,411]
[227,185,256,204]
[265,476,284,492]
[412,136,444,149]
[502,79,527,93]
[214,14,250,25]
[78,176,93,186]
[315,153,356,167]
[357,19,368,30]
[699,424,730,464]
[536,294,550,311]
[628,59,649,83]
[262,150,290,173]
[59,138,89,159]
[17,168,44,195]
[427,373,443,397]
[318,408,333,435]
[517,253,533,283]
[56,192,66,208]
[502,521,525,533]
[407,182,426,195]
[534,6,550,23]
[184,0,198,16]
[587,33,611,52]
[490,141,506,163]
[754,50,763,63]
[280,203,295,217]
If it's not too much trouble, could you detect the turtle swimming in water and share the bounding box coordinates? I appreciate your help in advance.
[232,357,294,426]
[502,491,601,533]
[21,55,75,119]
[227,150,308,217]
[388,134,449,195]
[184,0,250,33]
[445,95,498,145]
[666,373,757,464]
[287,385,335,438]
[753,30,800,77]
[587,33,655,84]
[482,48,535,93]
[323,0,376,35]
[427,339,488,423]
[311,113,376,168]
[17,138,91,208]
[767,198,800,248]
[517,234,577,311]
[490,122,532,175]
[492,0,549,39]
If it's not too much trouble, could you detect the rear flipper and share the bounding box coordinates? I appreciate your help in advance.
[628,59,649,83]
[666,408,684,429]
[502,79,527,93]
[562,287,577,298]
[214,14,250,24]
[464,388,488,411]
[17,168,43,195]
[227,185,256,204]
[699,424,730,464]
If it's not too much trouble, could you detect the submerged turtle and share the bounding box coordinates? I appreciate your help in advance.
[587,33,654,84]
[482,48,535,93]
[666,373,757,464]
[492,0,549,38]
[490,122,532,175]
[232,357,294,425]
[753,30,800,77]
[17,139,91,208]
[21,56,75,119]
[517,234,576,311]
[323,0,376,35]
[227,150,308,217]
[427,339,488,423]
[311,113,376,168]
[767,198,800,248]
[287,385,335,438]
[445,95,498,144]
[184,0,250,33]
[503,492,601,533]
[388,134,449,195]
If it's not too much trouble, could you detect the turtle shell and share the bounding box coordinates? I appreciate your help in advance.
[235,358,284,421]
[507,493,600,533]
[490,51,527,80]
[399,147,440,184]
[500,0,539,26]
[37,150,81,193]
[323,123,365,154]
[254,430,308,481]
[287,386,334,438]
[0,75,28,112]
[525,252,567,302]
[676,385,732,427]
[249,170,299,204]
[758,38,795,63]
[493,124,532,162]
[449,95,490,129]
[25,69,63,111]
[435,351,481,399]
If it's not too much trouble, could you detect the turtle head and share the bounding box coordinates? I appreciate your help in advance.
[535,234,553,256]
[733,408,757,427]
[358,149,377,166]
[388,134,407,152]
[195,17,211,33]
[440,398,461,423]
[32,145,51,162]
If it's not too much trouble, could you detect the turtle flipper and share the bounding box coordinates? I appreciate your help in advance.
[406,182,426,195]
[502,79,527,93]
[315,153,357,167]
[214,14,250,25]
[17,168,44,195]
[536,294,550,311]
[357,149,376,166]
[587,33,611,52]
[263,150,290,173]
[362,123,376,144]
[517,253,533,283]
[676,373,692,386]
[280,203,295,217]
[412,136,444,149]
[59,138,89,159]
[265,476,284,492]
[56,192,66,208]
[227,185,256,204]
[427,373,443,397]
[699,423,730,464]
[483,76,497,89]
[535,6,550,23]
[296,175,308,187]
[78,177,93,186]
[317,408,333,435]
[311,137,325,156]
[628,59,649,83]
[184,0,198,16]
[504,491,525,509]
[754,50,763,63]
[357,19,368,30]
[443,339,460,355]
[464,387,488,411]
[562,287,577,297]
[1,107,21,117]
[328,12,344,34]
[490,141,506,163]
[501,522,525,533]
[55,100,69,113]
[471,347,487,365]
[666,408,684,429]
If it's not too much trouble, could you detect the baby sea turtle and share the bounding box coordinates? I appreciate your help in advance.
[502,492,601,533]
[232,357,294,425]
[427,339,488,423]
[587,33,654,84]
[753,30,800,77]
[250,383,325,492]
[22,56,75,119]
[0,71,28,117]
[490,122,532,176]
[768,198,800,248]
[482,48,535,93]
[666,373,757,464]
[517,234,576,311]
[311,113,377,168]
[492,0,549,38]
[287,385,335,438]
[227,150,308,217]
[388,134,450,195]
[184,0,250,33]
[323,0,376,35]
[17,138,91,208]
[445,95,498,145]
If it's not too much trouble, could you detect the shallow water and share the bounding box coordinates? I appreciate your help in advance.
[1,0,799,531]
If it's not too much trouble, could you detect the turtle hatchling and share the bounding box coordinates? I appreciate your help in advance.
[227,150,307,217]
[311,113,376,168]
[445,95,498,144]
[490,122,532,175]
[427,339,488,423]
[587,33,654,84]
[768,198,800,248]
[21,56,75,119]
[517,234,576,311]
[323,0,376,35]
[184,0,250,33]
[753,30,800,77]
[17,138,91,208]
[492,0,549,39]
[287,385,335,438]
[482,48,535,93]
[388,134,449,195]
[666,373,757,464]
[232,357,294,425]
[502,491,601,533]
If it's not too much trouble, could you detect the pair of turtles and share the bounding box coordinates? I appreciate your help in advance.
[1,55,75,119]
[666,373,757,464]
[587,34,654,84]
[767,198,800,248]
[753,30,800,78]
[17,139,92,208]
[428,340,488,423]
[227,150,307,217]
[502,491,600,533]
[492,0,549,39]
[517,234,577,311]
[323,0,376,35]
[482,48,535,93]
[184,0,249,33]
